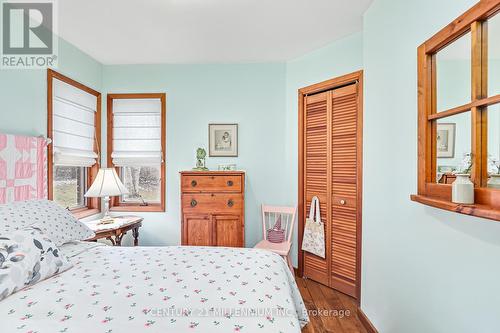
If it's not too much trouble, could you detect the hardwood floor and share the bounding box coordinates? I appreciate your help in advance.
[296,276,367,333]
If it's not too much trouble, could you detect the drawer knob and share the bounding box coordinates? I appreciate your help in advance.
[340,199,346,205]
[227,180,234,186]
[191,180,197,187]
[190,199,198,207]
[227,199,234,207]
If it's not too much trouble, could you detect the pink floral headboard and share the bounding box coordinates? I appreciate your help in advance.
[0,133,48,204]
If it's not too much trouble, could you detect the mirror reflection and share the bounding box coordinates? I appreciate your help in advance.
[436,32,471,111]
[488,13,500,97]
[436,112,471,184]
[488,104,500,189]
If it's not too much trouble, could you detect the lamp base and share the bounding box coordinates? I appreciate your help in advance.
[98,196,115,225]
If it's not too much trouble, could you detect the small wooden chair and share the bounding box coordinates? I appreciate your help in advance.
[254,205,296,272]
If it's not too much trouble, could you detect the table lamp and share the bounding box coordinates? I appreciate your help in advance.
[84,168,129,224]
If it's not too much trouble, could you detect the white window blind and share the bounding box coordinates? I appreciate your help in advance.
[111,98,163,166]
[52,78,98,167]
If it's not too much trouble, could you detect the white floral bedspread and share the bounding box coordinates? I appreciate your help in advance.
[0,245,309,333]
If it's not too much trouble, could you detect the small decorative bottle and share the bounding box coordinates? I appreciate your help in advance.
[451,174,474,204]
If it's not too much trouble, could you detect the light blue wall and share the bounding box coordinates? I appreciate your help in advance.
[102,64,287,248]
[0,30,364,261]
[0,38,102,136]
[489,103,500,165]
[103,36,366,262]
[488,61,500,163]
[2,4,500,332]
[362,1,500,332]
[433,59,500,176]
[436,61,472,169]
[103,31,364,271]
[284,32,364,265]
[437,59,471,111]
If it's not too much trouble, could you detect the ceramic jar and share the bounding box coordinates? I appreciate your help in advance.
[452,174,474,204]
[487,174,500,190]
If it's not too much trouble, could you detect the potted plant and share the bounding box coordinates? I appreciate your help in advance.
[193,148,209,171]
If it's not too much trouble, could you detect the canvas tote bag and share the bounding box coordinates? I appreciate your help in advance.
[301,196,325,258]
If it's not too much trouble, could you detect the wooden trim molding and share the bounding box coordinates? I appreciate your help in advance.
[47,69,101,216]
[413,0,500,222]
[422,0,500,54]
[428,94,500,120]
[411,194,500,221]
[107,93,166,213]
[357,308,379,333]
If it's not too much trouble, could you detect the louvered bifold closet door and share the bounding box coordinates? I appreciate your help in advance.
[330,83,359,297]
[303,92,330,285]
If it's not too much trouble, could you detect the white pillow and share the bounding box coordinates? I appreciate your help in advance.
[0,226,73,301]
[0,200,95,246]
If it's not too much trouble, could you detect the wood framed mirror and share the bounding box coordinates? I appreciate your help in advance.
[411,0,500,221]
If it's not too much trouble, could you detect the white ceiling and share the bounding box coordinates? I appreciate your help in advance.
[57,0,373,65]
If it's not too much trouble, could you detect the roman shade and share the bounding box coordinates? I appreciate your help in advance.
[52,78,98,167]
[111,98,163,166]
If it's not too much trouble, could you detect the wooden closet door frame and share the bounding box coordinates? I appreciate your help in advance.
[298,70,363,302]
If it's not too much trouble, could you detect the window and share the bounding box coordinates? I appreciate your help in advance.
[53,166,86,209]
[412,2,500,221]
[107,93,166,212]
[121,166,161,203]
[47,69,101,217]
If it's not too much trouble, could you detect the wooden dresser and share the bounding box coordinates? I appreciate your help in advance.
[180,171,245,247]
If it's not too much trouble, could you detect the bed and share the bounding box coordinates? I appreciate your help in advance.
[0,133,308,332]
[0,241,309,332]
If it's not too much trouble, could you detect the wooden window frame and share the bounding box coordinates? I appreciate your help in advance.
[411,0,500,221]
[107,93,166,213]
[47,69,101,219]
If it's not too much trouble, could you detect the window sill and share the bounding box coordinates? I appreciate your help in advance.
[72,208,100,219]
[410,194,500,222]
[110,204,165,213]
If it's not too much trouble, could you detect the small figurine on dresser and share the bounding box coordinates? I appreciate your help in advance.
[193,147,209,171]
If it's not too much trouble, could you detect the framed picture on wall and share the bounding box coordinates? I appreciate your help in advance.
[209,123,238,157]
[437,123,456,158]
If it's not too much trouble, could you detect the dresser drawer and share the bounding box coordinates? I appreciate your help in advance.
[182,194,243,214]
[181,174,242,193]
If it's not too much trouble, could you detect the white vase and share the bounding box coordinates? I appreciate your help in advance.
[487,174,500,189]
[451,174,474,204]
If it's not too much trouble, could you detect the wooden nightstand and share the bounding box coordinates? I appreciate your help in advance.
[85,215,143,246]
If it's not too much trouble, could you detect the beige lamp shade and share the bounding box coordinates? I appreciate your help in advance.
[84,168,129,198]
